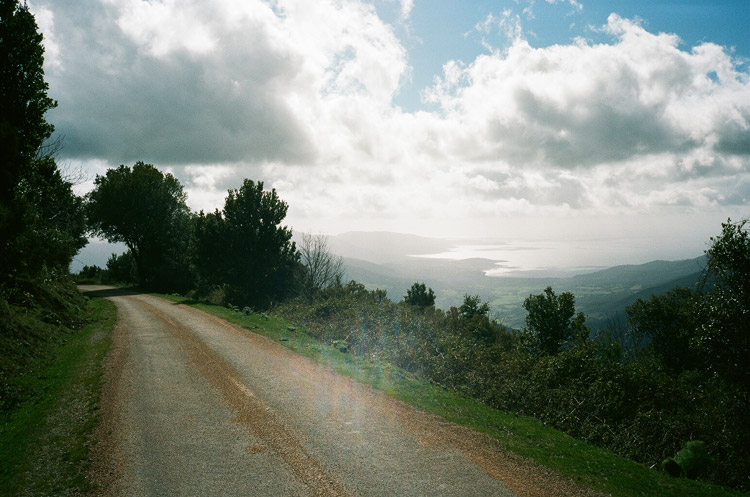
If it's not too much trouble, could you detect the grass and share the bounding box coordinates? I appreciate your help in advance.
[156,293,743,497]
[0,296,117,497]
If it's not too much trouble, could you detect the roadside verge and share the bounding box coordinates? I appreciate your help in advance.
[0,295,116,497]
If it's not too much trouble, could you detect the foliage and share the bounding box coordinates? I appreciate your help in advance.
[104,251,137,285]
[0,2,84,282]
[403,282,435,310]
[0,292,115,496]
[74,264,104,284]
[443,294,504,344]
[273,220,750,491]
[626,287,701,371]
[0,278,87,412]
[10,157,87,274]
[693,219,750,388]
[190,209,227,289]
[192,179,298,308]
[662,457,682,477]
[86,162,193,292]
[522,287,589,355]
[0,0,56,204]
[675,440,714,480]
[458,293,489,319]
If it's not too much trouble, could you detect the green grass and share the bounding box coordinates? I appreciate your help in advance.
[157,294,743,497]
[0,297,117,497]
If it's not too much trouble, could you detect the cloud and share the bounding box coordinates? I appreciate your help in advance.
[40,0,407,166]
[429,15,748,165]
[399,0,413,20]
[546,0,583,12]
[31,4,62,70]
[32,1,750,238]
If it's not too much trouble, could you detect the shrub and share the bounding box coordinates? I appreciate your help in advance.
[675,440,714,479]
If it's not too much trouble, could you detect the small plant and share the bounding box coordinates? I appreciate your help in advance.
[331,339,349,353]
[242,306,253,315]
[675,440,714,479]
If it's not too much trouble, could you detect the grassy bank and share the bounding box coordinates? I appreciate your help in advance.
[157,293,743,497]
[0,287,116,497]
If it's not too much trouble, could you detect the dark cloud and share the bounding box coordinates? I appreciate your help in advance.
[485,88,691,168]
[43,0,315,165]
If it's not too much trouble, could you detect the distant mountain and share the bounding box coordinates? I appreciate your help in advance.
[569,257,706,289]
[567,256,706,330]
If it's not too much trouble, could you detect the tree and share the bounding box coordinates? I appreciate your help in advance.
[626,287,701,370]
[192,209,229,288]
[299,233,344,300]
[86,162,193,291]
[0,0,59,277]
[193,179,298,308]
[522,287,588,355]
[693,218,750,387]
[11,156,87,275]
[459,294,489,320]
[403,282,435,310]
[445,294,497,343]
[0,0,56,201]
[104,251,137,284]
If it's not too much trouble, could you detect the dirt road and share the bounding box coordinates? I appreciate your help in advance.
[81,287,599,497]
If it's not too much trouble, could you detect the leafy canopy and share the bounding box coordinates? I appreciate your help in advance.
[403,282,436,310]
[0,1,85,280]
[0,0,57,199]
[522,286,588,355]
[694,218,750,387]
[86,162,192,290]
[193,179,298,308]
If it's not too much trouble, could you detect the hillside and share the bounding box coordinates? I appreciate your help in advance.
[336,232,706,330]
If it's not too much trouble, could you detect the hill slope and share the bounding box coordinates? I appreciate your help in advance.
[340,251,706,330]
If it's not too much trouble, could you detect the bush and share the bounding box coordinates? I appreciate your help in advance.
[103,251,137,285]
[675,440,714,479]
[274,279,749,491]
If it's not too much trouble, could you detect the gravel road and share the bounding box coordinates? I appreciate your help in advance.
[81,286,601,497]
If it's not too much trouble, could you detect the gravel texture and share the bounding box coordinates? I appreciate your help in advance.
[81,287,604,497]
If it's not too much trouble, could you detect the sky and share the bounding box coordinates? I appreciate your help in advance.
[30,0,750,264]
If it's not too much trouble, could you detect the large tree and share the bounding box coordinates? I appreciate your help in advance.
[0,0,60,277]
[0,0,56,199]
[193,179,298,308]
[86,162,192,291]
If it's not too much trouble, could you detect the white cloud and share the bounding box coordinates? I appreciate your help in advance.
[546,0,583,12]
[399,0,413,20]
[31,4,62,70]
[30,1,750,240]
[426,14,750,175]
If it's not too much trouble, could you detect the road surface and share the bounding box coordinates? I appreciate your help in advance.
[81,286,599,497]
